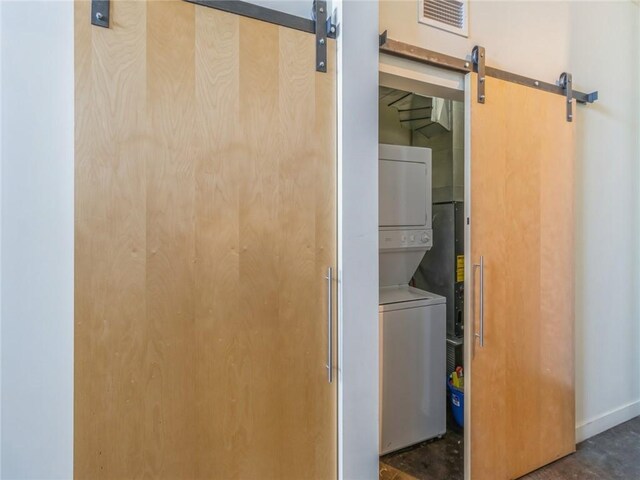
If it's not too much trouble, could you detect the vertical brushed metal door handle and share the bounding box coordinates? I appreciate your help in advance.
[473,256,485,347]
[326,267,333,383]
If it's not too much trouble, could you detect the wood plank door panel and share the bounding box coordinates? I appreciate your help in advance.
[469,73,575,480]
[74,2,337,479]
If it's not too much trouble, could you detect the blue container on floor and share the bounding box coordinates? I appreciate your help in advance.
[448,380,464,428]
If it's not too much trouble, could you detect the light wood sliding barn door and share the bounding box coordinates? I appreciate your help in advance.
[468,73,575,480]
[74,2,337,479]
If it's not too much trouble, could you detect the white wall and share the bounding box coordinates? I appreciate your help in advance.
[247,0,338,20]
[248,0,314,18]
[338,2,380,479]
[0,1,3,474]
[1,1,74,478]
[380,0,640,441]
[570,1,640,440]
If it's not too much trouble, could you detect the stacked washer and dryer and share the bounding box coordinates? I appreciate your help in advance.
[379,144,447,455]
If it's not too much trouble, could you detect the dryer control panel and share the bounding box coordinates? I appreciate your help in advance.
[380,229,432,250]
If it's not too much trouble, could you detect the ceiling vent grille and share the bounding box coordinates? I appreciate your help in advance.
[419,0,468,37]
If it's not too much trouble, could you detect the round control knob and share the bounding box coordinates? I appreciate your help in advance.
[421,233,429,243]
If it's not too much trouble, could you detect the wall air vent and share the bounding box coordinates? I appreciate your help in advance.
[419,0,468,37]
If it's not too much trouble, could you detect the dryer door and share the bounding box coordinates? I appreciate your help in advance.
[379,159,428,227]
[379,144,432,230]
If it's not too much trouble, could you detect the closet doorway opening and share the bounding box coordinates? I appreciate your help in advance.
[377,71,468,480]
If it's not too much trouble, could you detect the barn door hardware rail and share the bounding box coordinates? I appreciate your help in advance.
[91,0,109,28]
[379,32,598,118]
[559,72,573,122]
[314,1,328,72]
[184,0,337,72]
[472,46,486,104]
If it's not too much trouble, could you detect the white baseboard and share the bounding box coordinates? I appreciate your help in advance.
[576,400,640,443]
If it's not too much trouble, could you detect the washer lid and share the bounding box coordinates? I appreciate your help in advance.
[379,285,446,312]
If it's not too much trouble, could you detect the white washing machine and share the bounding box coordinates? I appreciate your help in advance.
[379,144,446,455]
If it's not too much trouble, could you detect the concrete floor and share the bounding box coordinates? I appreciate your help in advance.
[380,416,640,480]
[380,424,463,480]
[522,416,640,480]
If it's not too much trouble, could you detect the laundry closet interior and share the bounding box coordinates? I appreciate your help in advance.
[377,78,466,480]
